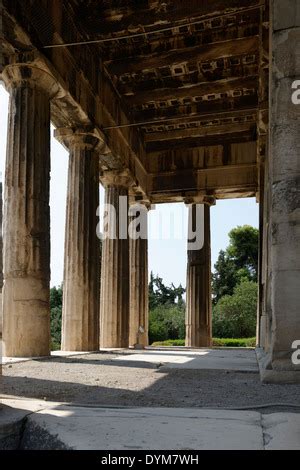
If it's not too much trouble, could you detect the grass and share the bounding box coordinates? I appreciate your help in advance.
[151,337,256,348]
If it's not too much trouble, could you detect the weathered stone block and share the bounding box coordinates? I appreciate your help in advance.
[271,79,300,124]
[273,0,300,31]
[272,124,300,178]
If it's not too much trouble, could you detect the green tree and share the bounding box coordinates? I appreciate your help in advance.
[212,225,258,303]
[212,279,258,338]
[227,225,259,279]
[50,285,63,309]
[212,250,237,304]
[51,307,62,350]
[148,273,186,344]
[50,285,63,350]
[149,272,185,309]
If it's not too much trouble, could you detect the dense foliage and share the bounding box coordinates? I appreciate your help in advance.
[149,303,185,344]
[149,273,185,310]
[148,273,186,343]
[212,225,258,304]
[212,280,257,338]
[211,225,258,339]
[50,285,63,350]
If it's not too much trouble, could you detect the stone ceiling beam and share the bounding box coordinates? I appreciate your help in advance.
[144,121,256,143]
[147,141,257,173]
[79,0,262,36]
[148,164,257,198]
[125,76,259,106]
[146,129,256,153]
[106,36,259,76]
[99,10,260,61]
[132,96,258,124]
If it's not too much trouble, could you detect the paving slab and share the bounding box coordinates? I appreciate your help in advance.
[262,413,300,450]
[2,398,300,450]
[0,405,28,449]
[21,406,264,450]
[113,348,259,372]
[1,349,94,365]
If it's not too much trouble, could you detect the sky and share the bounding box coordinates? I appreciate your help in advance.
[0,85,258,288]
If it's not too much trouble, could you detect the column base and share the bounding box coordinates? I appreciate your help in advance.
[185,325,212,348]
[132,344,146,350]
[130,331,149,349]
[256,348,300,384]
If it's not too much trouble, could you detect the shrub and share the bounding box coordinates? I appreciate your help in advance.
[151,338,256,347]
[212,337,256,347]
[151,339,185,347]
[149,303,185,344]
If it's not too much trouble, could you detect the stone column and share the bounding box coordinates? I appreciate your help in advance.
[0,178,3,326]
[55,129,101,352]
[1,62,58,357]
[100,171,132,348]
[185,203,212,348]
[0,178,3,366]
[129,203,149,348]
[258,0,300,382]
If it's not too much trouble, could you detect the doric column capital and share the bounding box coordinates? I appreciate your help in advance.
[128,189,152,210]
[1,53,59,98]
[130,201,152,212]
[184,193,216,206]
[101,169,136,189]
[54,127,105,152]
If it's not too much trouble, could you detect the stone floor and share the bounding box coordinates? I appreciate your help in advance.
[1,398,300,450]
[2,348,300,410]
[1,348,300,449]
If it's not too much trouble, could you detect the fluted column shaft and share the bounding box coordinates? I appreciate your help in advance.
[2,63,58,357]
[0,179,3,359]
[263,0,300,374]
[0,180,3,293]
[56,129,101,351]
[186,204,212,347]
[100,175,131,348]
[129,206,149,347]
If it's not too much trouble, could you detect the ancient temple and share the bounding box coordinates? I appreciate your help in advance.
[0,0,299,383]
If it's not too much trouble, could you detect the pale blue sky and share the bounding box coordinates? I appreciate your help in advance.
[0,85,258,288]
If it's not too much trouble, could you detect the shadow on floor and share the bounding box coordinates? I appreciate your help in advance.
[1,351,300,411]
